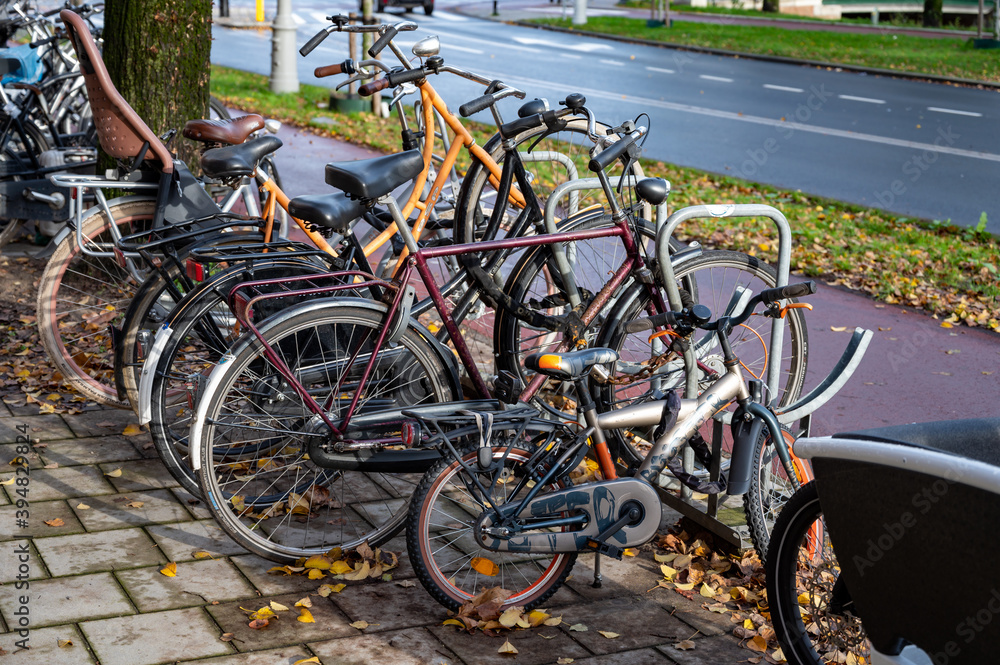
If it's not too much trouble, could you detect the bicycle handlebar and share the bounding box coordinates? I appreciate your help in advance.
[459,85,523,118]
[315,60,355,78]
[300,29,330,56]
[588,126,645,173]
[368,25,397,57]
[758,281,817,305]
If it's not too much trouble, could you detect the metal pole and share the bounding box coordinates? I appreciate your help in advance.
[270,0,300,94]
[573,0,586,25]
[978,0,984,37]
[219,0,230,18]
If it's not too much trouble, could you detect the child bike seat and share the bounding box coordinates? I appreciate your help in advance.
[834,418,1000,468]
[325,150,423,200]
[183,115,265,145]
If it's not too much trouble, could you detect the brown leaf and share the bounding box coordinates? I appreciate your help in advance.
[497,640,518,655]
[747,635,768,652]
[598,630,620,639]
[349,620,369,630]
[44,518,65,527]
[248,618,269,630]
[674,639,696,650]
[58,639,73,648]
[219,633,234,642]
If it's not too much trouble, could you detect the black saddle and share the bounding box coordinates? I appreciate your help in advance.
[200,135,283,179]
[325,150,423,200]
[524,347,619,380]
[287,193,365,234]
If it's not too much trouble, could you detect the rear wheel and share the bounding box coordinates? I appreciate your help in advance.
[744,424,812,558]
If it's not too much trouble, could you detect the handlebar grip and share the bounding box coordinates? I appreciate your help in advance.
[358,77,390,97]
[314,62,348,78]
[588,130,640,174]
[386,66,427,87]
[300,29,330,56]
[459,93,496,118]
[368,26,397,57]
[759,281,817,304]
[29,35,60,48]
[624,311,676,334]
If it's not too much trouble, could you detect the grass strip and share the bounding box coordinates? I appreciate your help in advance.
[528,17,1000,83]
[211,64,998,331]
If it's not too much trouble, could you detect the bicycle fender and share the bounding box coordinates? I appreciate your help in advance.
[137,323,174,426]
[387,284,416,345]
[727,414,764,496]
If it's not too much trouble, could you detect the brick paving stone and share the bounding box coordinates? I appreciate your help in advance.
[116,559,256,612]
[71,489,193,531]
[0,539,48,583]
[34,528,164,576]
[10,465,116,502]
[207,593,356,650]
[428,623,589,665]
[1,443,44,469]
[326,581,455,633]
[0,400,12,417]
[0,416,73,444]
[171,488,213,520]
[0,500,84,541]
[229,554,319,596]
[62,409,142,438]
[147,520,248,562]
[0,572,134,628]
[177,645,313,665]
[572,647,675,664]
[81,607,233,665]
[38,437,144,467]
[566,554,666,603]
[308,626,462,665]
[98,459,179,492]
[553,596,691,656]
[0,485,8,505]
[654,633,749,664]
[649,589,732,638]
[0,624,96,664]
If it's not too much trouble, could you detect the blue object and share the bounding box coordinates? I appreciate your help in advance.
[0,43,44,85]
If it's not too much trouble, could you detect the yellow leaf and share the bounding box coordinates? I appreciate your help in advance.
[1,476,16,485]
[527,610,550,627]
[622,548,637,557]
[293,658,321,665]
[331,560,353,575]
[941,321,953,328]
[160,562,177,577]
[747,635,768,652]
[543,616,563,626]
[268,566,293,576]
[44,518,65,527]
[125,501,144,508]
[105,468,123,478]
[269,601,289,612]
[829,326,847,332]
[797,592,811,605]
[297,608,315,623]
[598,631,620,639]
[76,503,90,510]
[557,659,574,664]
[498,607,523,628]
[58,639,73,648]
[344,561,370,581]
[673,582,695,591]
[660,565,677,581]
[497,640,518,655]
[700,583,716,598]
[744,618,756,629]
[295,597,312,608]
[122,424,142,436]
[303,554,332,570]
[192,550,213,559]
[654,552,677,564]
[307,568,325,580]
[46,393,61,402]
[38,403,56,414]
[317,583,345,596]
[349,620,369,630]
[470,556,499,576]
[442,618,465,628]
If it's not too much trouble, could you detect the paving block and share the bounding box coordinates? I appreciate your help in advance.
[229,554,320,596]
[0,443,44,469]
[34,528,164,576]
[0,539,48,583]
[71,489,193,531]
[655,633,750,664]
[116,559,256,612]
[0,500,84,541]
[309,626,461,665]
[0,400,12,418]
[0,572,134,628]
[429,623,589,665]
[177,645,313,665]
[207,592,356,651]
[146,520,249,562]
[6,465,116,502]
[0,416,74,444]
[98,459,179,492]
[81,607,232,665]
[0,486,8,506]
[649,588,732,638]
[171,488,212,520]
[38,437,144,467]
[566,553,665,602]
[554,595,691,655]
[0,624,96,664]
[326,580,458,633]
[62,409,143,439]
[571,647,674,665]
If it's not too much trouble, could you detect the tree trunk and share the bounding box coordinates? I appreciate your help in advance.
[102,0,213,172]
[923,0,943,26]
[762,0,779,13]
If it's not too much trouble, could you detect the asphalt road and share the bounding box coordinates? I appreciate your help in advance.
[210,0,1000,233]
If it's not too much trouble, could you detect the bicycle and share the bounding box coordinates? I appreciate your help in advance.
[404,281,822,611]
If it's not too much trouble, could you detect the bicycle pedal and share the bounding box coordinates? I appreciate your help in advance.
[585,539,624,560]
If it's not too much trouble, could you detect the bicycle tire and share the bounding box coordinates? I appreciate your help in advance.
[196,300,459,562]
[407,439,577,611]
[0,119,52,248]
[209,96,231,120]
[147,258,342,497]
[765,482,871,662]
[36,197,157,407]
[593,250,809,468]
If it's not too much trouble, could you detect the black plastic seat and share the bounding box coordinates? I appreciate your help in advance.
[287,193,365,234]
[325,150,423,200]
[524,348,618,380]
[835,418,1000,468]
[201,135,283,179]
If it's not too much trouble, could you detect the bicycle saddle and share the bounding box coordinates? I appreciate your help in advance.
[200,135,283,179]
[524,348,618,380]
[287,193,365,235]
[325,150,423,201]
[183,114,265,145]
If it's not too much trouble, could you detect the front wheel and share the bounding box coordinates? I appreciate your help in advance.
[407,440,577,612]
[766,482,871,663]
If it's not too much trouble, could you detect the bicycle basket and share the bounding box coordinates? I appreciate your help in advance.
[0,43,43,85]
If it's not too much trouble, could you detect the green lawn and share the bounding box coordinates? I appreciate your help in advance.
[211,65,999,331]
[530,17,1000,82]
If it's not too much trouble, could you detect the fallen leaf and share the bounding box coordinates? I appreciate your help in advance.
[674,640,696,650]
[598,630,620,639]
[498,607,523,628]
[192,550,213,559]
[248,618,269,630]
[44,518,65,527]
[307,568,325,580]
[349,620,369,630]
[497,640,518,655]
[58,639,73,648]
[317,583,345,596]
[557,659,574,664]
[219,633,234,642]
[568,623,588,632]
[105,468,123,478]
[303,554,332,570]
[122,424,142,436]
[160,563,177,577]
[344,561,371,581]
[269,601,289,612]
[330,560,353,575]
[125,501,144,509]
[43,462,59,469]
[622,548,637,557]
[0,477,14,485]
[295,597,312,608]
[395,579,416,588]
[298,608,316,623]
[543,616,563,626]
[293,658,321,665]
[76,503,90,510]
[747,635,768,652]
[830,326,847,332]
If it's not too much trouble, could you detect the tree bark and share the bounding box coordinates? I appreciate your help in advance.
[923,0,943,27]
[762,0,779,13]
[102,0,213,171]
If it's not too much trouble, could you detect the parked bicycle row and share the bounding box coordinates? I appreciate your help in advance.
[14,9,895,663]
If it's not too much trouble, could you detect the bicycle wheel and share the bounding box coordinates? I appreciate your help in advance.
[209,96,231,120]
[593,250,809,468]
[36,197,157,407]
[407,439,577,611]
[0,119,51,248]
[744,424,812,558]
[147,259,339,497]
[766,482,871,663]
[196,300,459,562]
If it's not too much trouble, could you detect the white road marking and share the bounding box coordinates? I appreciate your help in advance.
[472,68,1000,164]
[646,66,675,74]
[310,11,329,24]
[560,53,582,59]
[764,84,803,93]
[444,44,483,54]
[600,59,626,67]
[513,36,613,52]
[928,106,982,118]
[700,75,733,83]
[839,94,885,104]
[291,13,306,25]
[434,11,468,21]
